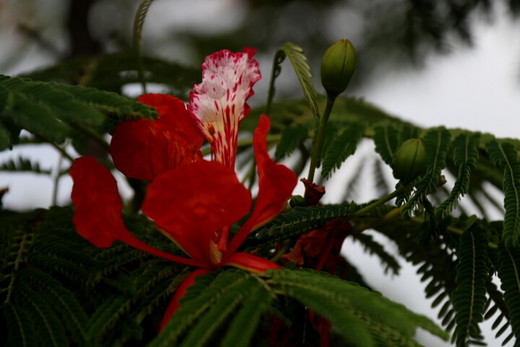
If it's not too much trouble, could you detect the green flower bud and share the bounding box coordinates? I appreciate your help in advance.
[289,195,306,208]
[320,39,357,97]
[393,138,428,182]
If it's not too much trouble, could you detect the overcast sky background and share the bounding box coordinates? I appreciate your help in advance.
[1,1,520,346]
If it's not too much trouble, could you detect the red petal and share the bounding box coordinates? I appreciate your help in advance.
[228,115,297,253]
[159,268,211,331]
[223,252,281,273]
[70,157,203,267]
[70,157,128,248]
[142,160,252,265]
[110,94,204,180]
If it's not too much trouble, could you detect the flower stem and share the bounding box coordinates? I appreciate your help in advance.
[307,95,335,184]
[350,188,402,233]
[353,189,402,218]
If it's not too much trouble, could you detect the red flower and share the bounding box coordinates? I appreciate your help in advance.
[110,94,204,181]
[71,115,296,329]
[70,48,297,330]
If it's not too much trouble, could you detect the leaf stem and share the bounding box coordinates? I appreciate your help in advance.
[5,233,28,304]
[306,95,335,184]
[353,189,402,218]
[266,51,286,115]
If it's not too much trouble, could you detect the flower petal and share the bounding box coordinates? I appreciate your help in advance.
[70,157,128,248]
[228,115,298,254]
[70,157,203,267]
[110,94,204,180]
[142,160,252,265]
[159,268,211,331]
[188,48,261,168]
[223,252,281,273]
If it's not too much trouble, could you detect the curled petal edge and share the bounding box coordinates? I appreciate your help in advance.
[228,115,297,254]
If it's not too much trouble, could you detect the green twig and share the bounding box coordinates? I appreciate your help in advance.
[353,189,402,218]
[5,233,28,304]
[266,51,286,115]
[306,95,335,183]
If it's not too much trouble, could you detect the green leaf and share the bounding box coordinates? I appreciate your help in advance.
[179,276,263,347]
[320,123,365,178]
[350,233,401,275]
[486,140,520,247]
[276,43,319,119]
[274,123,308,160]
[87,295,132,342]
[15,268,89,344]
[151,270,251,346]
[2,303,37,347]
[269,269,449,345]
[0,74,157,151]
[13,280,68,347]
[1,88,70,146]
[436,133,480,218]
[244,204,354,249]
[0,156,52,174]
[220,285,274,347]
[451,225,489,345]
[24,53,200,98]
[497,246,520,342]
[373,124,400,166]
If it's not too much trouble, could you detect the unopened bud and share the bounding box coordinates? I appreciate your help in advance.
[393,138,428,182]
[320,39,356,97]
[289,195,306,208]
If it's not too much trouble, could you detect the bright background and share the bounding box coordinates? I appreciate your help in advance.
[1,1,520,345]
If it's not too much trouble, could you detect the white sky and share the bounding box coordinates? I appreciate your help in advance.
[1,1,519,345]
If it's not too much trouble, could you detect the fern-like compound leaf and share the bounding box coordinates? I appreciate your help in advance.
[0,75,157,150]
[220,284,273,347]
[373,124,400,166]
[25,52,200,98]
[274,123,309,160]
[14,281,68,347]
[179,276,264,347]
[0,156,52,175]
[486,140,520,247]
[246,204,354,249]
[436,133,480,218]
[279,42,319,119]
[497,245,520,343]
[15,268,89,344]
[451,225,489,345]
[150,270,250,346]
[1,302,37,347]
[320,123,365,178]
[269,268,449,346]
[350,233,401,275]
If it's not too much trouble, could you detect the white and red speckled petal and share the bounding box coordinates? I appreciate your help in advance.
[188,48,261,168]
